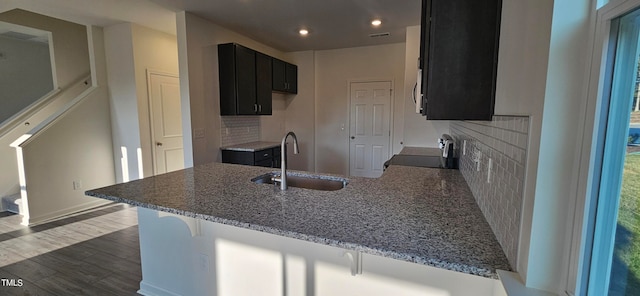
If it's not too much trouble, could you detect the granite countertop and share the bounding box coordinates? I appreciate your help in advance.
[220,141,280,152]
[86,163,511,278]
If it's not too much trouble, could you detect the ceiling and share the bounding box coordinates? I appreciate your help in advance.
[148,0,422,52]
[0,0,421,52]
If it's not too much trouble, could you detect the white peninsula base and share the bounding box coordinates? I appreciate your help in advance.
[136,207,507,296]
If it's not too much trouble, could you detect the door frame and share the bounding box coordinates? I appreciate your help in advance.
[347,78,395,177]
[146,69,181,176]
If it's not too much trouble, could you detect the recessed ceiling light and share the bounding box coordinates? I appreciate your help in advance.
[299,29,309,36]
[371,19,382,26]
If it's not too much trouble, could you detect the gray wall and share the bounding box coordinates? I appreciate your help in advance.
[0,35,54,124]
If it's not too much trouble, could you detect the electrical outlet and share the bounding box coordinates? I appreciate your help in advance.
[463,140,467,155]
[487,158,493,183]
[72,180,82,190]
[194,128,205,139]
[473,150,482,172]
[225,128,229,135]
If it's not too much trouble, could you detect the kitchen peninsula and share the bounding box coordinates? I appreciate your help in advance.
[86,162,511,296]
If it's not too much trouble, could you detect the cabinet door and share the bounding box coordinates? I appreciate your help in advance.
[235,45,258,115]
[218,43,238,115]
[256,53,273,115]
[285,63,297,94]
[272,147,281,168]
[422,0,501,120]
[272,58,287,92]
[221,150,254,165]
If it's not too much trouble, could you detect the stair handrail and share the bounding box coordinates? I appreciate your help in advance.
[10,74,95,149]
[0,74,92,139]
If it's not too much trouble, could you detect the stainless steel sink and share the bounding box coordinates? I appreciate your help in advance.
[251,172,348,191]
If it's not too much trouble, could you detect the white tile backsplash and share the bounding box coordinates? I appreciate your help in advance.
[450,115,529,269]
[221,116,261,146]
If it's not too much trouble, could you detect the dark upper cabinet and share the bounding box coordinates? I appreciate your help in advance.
[272,58,298,94]
[256,52,272,115]
[218,43,272,115]
[420,0,502,120]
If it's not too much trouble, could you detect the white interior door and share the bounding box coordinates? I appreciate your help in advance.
[149,71,183,174]
[349,81,392,178]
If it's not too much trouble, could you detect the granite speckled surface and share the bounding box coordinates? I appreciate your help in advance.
[220,141,280,152]
[86,162,511,278]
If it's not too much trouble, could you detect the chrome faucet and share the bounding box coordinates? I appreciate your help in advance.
[278,131,299,190]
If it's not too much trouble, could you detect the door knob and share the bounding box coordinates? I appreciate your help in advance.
[350,136,355,139]
[156,142,163,146]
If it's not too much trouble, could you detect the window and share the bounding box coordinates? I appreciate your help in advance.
[587,5,640,296]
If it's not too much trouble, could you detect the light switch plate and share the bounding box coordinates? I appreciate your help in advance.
[194,128,205,139]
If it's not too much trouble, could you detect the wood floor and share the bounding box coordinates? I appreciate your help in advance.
[0,203,142,295]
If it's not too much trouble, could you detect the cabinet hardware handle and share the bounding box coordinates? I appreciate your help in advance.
[254,104,258,112]
[259,104,262,112]
[264,153,269,157]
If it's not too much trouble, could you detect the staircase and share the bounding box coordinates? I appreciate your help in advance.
[1,193,23,214]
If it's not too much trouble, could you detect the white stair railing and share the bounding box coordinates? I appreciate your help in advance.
[0,74,92,139]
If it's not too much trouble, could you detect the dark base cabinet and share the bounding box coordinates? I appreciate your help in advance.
[222,147,281,168]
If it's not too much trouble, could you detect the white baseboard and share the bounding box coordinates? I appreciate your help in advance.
[23,199,112,226]
[138,281,182,296]
[497,270,557,296]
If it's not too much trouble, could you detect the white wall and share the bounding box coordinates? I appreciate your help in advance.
[178,12,289,166]
[0,9,91,202]
[491,0,553,286]
[131,23,180,177]
[314,43,405,175]
[402,25,450,147]
[283,50,316,171]
[260,94,287,143]
[492,0,594,293]
[527,0,593,292]
[104,23,179,181]
[104,23,140,183]
[0,35,54,124]
[18,26,115,225]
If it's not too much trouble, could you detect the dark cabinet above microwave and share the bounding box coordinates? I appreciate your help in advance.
[419,0,502,120]
[218,43,297,116]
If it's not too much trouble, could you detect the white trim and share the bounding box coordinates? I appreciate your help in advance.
[23,199,112,226]
[563,0,601,294]
[497,270,555,296]
[86,25,97,88]
[138,281,182,296]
